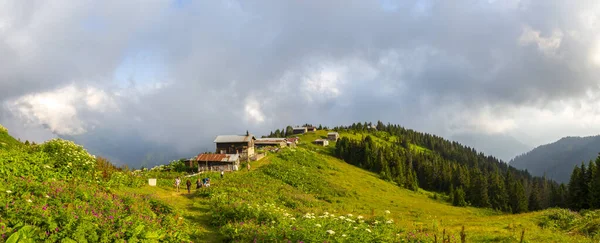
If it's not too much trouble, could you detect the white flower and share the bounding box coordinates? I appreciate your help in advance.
[359,220,365,223]
[324,212,329,215]
[290,217,296,221]
[339,216,345,220]
[45,195,50,198]
[27,199,32,203]
[357,215,364,219]
[342,234,347,237]
[374,220,380,224]
[386,220,393,224]
[315,224,321,228]
[385,210,391,214]
[6,190,12,194]
[347,214,353,217]
[326,230,335,235]
[366,229,372,233]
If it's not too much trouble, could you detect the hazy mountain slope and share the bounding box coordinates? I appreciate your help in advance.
[451,132,532,162]
[510,135,600,183]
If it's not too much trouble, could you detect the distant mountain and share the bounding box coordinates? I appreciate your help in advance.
[450,132,532,162]
[509,135,600,183]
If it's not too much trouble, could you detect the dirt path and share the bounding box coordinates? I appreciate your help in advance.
[118,186,222,242]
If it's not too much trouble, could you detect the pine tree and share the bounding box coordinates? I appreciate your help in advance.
[512,181,528,213]
[568,165,583,210]
[591,154,600,209]
[453,186,467,207]
[489,170,509,212]
[528,181,541,211]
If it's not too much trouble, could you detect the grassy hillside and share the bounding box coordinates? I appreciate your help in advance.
[0,125,22,149]
[1,126,598,242]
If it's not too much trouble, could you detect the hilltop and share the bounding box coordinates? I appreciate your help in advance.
[510,135,600,183]
[0,124,599,242]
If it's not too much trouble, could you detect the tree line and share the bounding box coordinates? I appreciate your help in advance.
[567,156,600,211]
[332,121,568,213]
[263,124,328,138]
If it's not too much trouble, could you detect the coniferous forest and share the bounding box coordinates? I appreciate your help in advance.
[329,121,569,213]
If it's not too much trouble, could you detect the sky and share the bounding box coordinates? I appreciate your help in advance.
[2,0,600,166]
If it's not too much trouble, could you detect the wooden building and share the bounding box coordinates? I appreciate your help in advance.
[194,153,240,172]
[286,137,299,147]
[306,126,317,132]
[214,134,256,159]
[293,127,308,134]
[313,139,329,146]
[327,132,339,141]
[255,138,287,148]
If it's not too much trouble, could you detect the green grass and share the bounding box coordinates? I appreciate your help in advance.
[0,129,22,149]
[123,146,591,242]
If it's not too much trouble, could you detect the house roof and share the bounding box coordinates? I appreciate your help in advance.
[255,138,287,144]
[196,153,240,162]
[286,137,299,142]
[293,127,307,131]
[214,135,256,143]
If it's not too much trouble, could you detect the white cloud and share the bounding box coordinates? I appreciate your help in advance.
[519,25,563,57]
[4,84,117,135]
[244,97,265,124]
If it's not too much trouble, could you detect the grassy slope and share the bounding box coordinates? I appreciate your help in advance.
[0,129,22,149]
[120,130,589,242]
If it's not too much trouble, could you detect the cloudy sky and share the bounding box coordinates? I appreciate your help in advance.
[2,0,600,166]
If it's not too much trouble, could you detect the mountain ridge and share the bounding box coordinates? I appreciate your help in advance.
[509,134,600,183]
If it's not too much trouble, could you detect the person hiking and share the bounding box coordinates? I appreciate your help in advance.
[175,177,181,192]
[221,170,224,179]
[186,179,192,194]
[196,178,202,189]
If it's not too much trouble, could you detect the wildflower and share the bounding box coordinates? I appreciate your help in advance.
[357,215,364,219]
[386,220,393,224]
[315,224,322,228]
[347,214,353,217]
[385,210,391,214]
[326,230,335,235]
[178,217,183,220]
[27,199,32,203]
[45,195,50,198]
[374,220,379,224]
[5,190,11,194]
[339,216,345,220]
[342,234,347,237]
[366,229,372,233]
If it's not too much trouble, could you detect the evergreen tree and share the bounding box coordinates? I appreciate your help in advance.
[568,165,583,210]
[511,181,528,213]
[591,155,600,209]
[528,181,541,211]
[489,170,509,211]
[285,126,294,137]
[452,186,467,207]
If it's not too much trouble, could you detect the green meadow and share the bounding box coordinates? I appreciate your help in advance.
[0,126,597,242]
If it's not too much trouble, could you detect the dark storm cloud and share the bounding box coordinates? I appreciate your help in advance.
[2,0,600,165]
